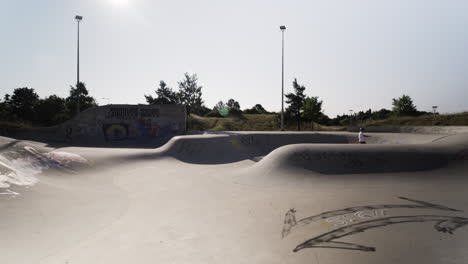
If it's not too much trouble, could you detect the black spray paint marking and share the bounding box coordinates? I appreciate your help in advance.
[325,209,387,227]
[282,208,297,238]
[281,197,461,238]
[293,215,468,252]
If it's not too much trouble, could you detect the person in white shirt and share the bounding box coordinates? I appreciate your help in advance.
[358,128,369,144]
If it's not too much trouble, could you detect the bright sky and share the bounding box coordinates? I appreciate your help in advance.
[1,0,467,117]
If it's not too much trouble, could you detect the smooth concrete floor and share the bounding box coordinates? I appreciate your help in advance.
[0,132,467,264]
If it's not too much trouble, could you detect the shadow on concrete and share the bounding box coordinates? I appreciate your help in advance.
[247,140,468,175]
[42,140,171,149]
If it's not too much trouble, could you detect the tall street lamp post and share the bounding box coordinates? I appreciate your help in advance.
[432,106,438,126]
[75,15,83,114]
[280,25,286,131]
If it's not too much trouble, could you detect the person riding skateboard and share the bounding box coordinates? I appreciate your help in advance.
[358,128,369,144]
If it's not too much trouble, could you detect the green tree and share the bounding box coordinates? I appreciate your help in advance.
[301,96,323,123]
[226,99,240,110]
[9,87,40,122]
[145,80,179,105]
[36,95,68,126]
[372,108,391,120]
[392,95,417,116]
[0,95,12,121]
[198,106,211,116]
[254,104,268,114]
[226,98,241,115]
[214,101,226,111]
[285,78,306,130]
[243,104,269,114]
[66,82,97,117]
[207,101,228,117]
[178,73,204,115]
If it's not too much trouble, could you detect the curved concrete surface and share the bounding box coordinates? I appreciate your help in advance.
[1,131,468,264]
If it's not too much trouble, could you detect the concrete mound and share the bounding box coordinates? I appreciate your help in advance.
[250,144,448,174]
[160,132,449,165]
[163,132,353,164]
[248,133,468,175]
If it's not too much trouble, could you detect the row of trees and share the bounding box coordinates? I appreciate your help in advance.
[327,95,432,126]
[145,73,206,115]
[145,75,328,130]
[146,74,428,129]
[1,71,431,129]
[274,78,433,128]
[208,100,269,117]
[0,83,96,126]
[145,73,270,117]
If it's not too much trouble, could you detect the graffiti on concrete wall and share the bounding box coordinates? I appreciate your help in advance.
[103,106,174,141]
[65,126,73,141]
[65,124,98,141]
[170,121,179,132]
[137,119,160,138]
[103,124,129,141]
[140,108,160,118]
[105,107,160,120]
[61,105,185,142]
[76,123,97,138]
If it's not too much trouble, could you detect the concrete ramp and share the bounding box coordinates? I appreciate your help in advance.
[2,131,468,264]
[249,144,454,175]
[161,132,448,164]
[246,132,468,175]
[164,132,352,164]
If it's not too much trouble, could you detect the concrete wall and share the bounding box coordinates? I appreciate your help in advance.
[348,126,468,134]
[57,104,187,144]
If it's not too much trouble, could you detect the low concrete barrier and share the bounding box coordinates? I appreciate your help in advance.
[348,126,468,134]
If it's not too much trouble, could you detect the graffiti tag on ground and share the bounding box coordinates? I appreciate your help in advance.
[283,197,467,252]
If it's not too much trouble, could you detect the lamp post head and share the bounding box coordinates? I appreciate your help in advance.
[75,15,83,21]
[280,25,286,31]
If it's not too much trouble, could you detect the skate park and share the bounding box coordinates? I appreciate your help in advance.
[1,107,468,263]
[2,1,468,262]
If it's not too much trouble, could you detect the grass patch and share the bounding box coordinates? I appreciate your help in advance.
[0,121,32,129]
[363,112,468,127]
[189,112,468,132]
[189,114,280,131]
[188,114,345,131]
